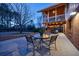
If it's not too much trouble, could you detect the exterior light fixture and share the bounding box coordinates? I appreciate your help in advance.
[53,10,57,13]
[70,12,77,16]
[56,22,58,24]
[53,23,55,24]
[60,22,62,24]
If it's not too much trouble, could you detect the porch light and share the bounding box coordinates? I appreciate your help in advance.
[70,12,77,16]
[60,22,62,24]
[52,10,57,13]
[56,22,58,24]
[53,23,55,24]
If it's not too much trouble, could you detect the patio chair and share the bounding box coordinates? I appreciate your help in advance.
[25,35,35,56]
[41,34,58,55]
[31,35,43,56]
[49,35,58,53]
[25,32,43,56]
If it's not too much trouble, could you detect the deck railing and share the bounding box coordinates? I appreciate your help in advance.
[43,14,65,23]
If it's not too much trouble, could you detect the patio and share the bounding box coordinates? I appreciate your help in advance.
[27,33,79,56]
[50,33,79,56]
[0,33,79,56]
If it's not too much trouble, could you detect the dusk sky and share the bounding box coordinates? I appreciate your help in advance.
[29,3,54,17]
[28,3,55,27]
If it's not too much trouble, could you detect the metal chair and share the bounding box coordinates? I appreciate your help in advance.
[25,35,35,56]
[31,36,42,56]
[25,33,42,56]
[41,34,58,55]
[49,35,58,54]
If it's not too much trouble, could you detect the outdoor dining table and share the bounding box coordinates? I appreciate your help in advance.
[32,33,58,55]
[33,36,49,48]
[32,33,58,49]
[32,36,49,55]
[33,33,52,51]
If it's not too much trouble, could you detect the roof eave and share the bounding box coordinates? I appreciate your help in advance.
[37,3,66,12]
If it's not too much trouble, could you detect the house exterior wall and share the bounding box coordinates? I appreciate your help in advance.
[65,3,79,49]
[72,13,79,49]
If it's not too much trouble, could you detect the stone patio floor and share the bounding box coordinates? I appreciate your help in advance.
[50,33,79,56]
[0,33,79,56]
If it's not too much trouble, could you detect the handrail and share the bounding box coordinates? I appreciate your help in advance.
[49,14,65,22]
[49,14,65,19]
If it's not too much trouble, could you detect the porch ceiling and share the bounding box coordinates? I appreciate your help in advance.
[43,21,66,26]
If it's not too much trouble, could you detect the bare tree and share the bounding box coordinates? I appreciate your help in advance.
[0,3,34,32]
[13,3,34,33]
[0,3,12,29]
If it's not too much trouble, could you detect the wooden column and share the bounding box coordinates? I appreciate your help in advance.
[55,8,57,21]
[47,12,49,22]
[53,8,57,22]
